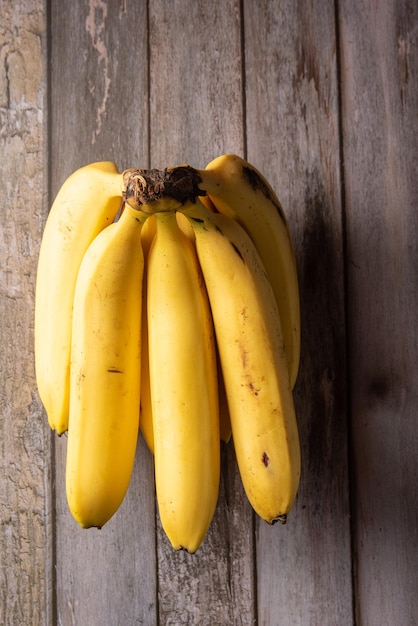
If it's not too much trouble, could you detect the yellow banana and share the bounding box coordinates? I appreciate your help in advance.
[138,216,156,453]
[176,208,233,443]
[182,199,301,524]
[197,204,232,444]
[147,210,220,552]
[139,212,212,454]
[196,154,300,389]
[34,161,123,434]
[66,203,146,529]
[176,210,195,242]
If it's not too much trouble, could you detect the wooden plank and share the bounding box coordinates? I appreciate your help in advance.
[149,0,245,169]
[148,1,258,624]
[6,0,418,622]
[0,1,53,624]
[244,1,354,623]
[49,0,150,179]
[339,1,418,623]
[49,2,157,624]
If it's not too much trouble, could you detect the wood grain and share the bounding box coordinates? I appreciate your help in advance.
[339,0,418,623]
[244,1,353,623]
[49,1,157,624]
[149,0,244,169]
[0,2,52,624]
[149,1,256,623]
[3,0,418,623]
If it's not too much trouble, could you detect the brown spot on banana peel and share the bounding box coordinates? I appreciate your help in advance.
[262,451,270,466]
[189,215,225,237]
[248,381,260,396]
[231,241,245,262]
[241,165,287,224]
[260,440,292,523]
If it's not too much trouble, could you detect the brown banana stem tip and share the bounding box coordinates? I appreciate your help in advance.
[122,165,206,210]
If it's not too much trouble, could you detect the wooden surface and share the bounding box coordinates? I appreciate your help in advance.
[0,2,53,625]
[1,0,417,624]
[340,2,418,623]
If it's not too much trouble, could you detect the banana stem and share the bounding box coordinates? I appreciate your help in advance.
[122,165,205,212]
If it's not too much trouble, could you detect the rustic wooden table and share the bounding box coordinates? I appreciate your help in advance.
[1,1,417,624]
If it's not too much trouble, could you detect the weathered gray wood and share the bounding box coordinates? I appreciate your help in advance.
[49,0,150,180]
[339,1,418,623]
[149,1,257,624]
[149,0,244,169]
[5,0,418,623]
[244,1,354,624]
[50,2,157,624]
[0,1,52,624]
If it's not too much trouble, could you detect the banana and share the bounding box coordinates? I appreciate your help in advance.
[147,209,220,552]
[66,203,146,529]
[138,213,194,454]
[181,199,301,524]
[176,210,195,242]
[177,208,233,443]
[181,202,231,442]
[34,161,123,434]
[138,216,156,453]
[196,154,300,389]
[216,340,232,444]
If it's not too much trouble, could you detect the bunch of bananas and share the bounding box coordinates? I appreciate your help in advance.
[35,154,301,553]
